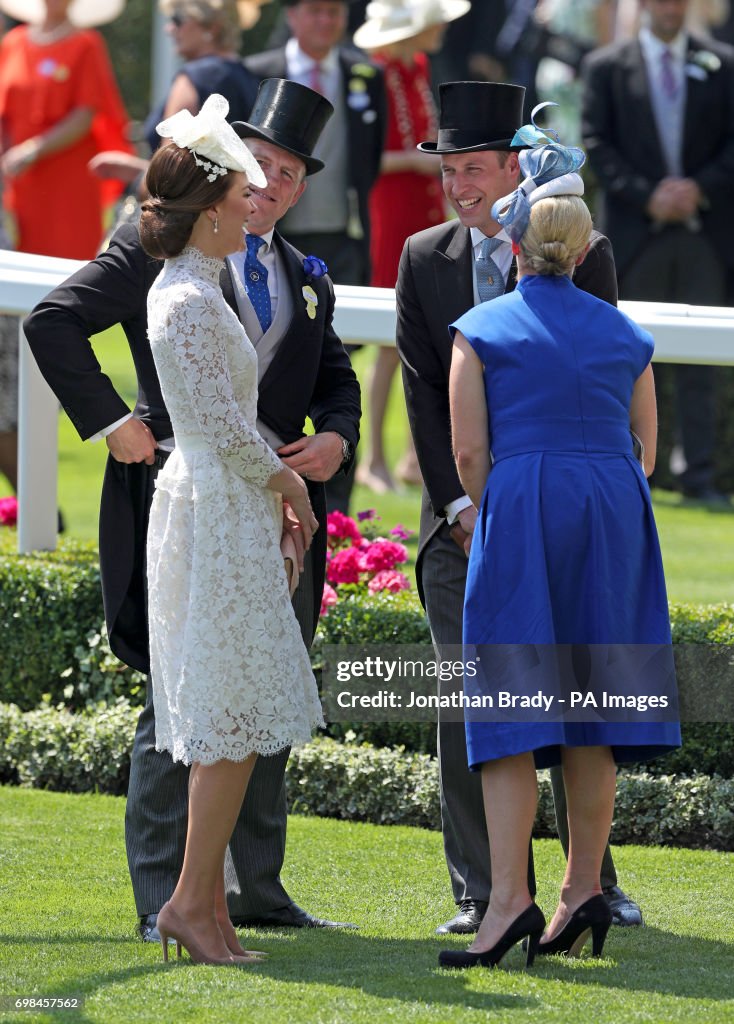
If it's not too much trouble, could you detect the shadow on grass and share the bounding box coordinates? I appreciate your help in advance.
[2,924,731,1019]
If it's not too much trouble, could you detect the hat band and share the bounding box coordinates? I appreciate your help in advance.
[436,128,514,150]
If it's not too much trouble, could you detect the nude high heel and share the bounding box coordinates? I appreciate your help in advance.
[156,902,244,966]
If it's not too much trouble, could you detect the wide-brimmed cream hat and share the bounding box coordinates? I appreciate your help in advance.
[0,0,125,27]
[353,0,470,50]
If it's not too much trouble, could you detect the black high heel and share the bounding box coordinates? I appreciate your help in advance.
[537,894,612,958]
[438,903,546,969]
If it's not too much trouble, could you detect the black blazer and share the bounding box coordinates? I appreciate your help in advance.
[245,46,387,259]
[581,33,734,278]
[395,222,618,600]
[24,222,360,452]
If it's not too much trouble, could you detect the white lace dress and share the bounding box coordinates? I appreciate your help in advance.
[146,246,324,766]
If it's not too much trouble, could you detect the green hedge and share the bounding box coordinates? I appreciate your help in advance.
[1,537,733,774]
[0,534,143,710]
[0,702,731,850]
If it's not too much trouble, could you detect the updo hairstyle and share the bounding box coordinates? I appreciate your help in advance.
[139,144,233,259]
[159,0,242,50]
[519,195,592,276]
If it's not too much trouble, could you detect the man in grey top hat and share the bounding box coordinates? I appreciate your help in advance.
[396,79,643,935]
[25,79,360,939]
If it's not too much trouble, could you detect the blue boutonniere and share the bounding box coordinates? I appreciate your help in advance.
[303,254,328,280]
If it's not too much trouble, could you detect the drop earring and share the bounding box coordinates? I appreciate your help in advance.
[213,216,219,234]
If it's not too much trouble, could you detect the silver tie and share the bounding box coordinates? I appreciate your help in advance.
[476,236,505,303]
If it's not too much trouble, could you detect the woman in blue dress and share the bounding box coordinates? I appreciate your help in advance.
[441,133,680,970]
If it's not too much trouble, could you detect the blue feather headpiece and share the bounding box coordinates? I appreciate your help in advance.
[491,102,586,244]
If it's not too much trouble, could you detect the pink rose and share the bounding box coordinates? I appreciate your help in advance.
[358,538,408,573]
[368,570,411,594]
[390,524,413,540]
[326,509,362,548]
[326,545,364,585]
[320,583,338,616]
[0,496,18,527]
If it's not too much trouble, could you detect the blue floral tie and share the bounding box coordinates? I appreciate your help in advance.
[244,234,272,333]
[476,236,505,303]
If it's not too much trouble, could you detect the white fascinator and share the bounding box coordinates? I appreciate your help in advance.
[156,94,267,189]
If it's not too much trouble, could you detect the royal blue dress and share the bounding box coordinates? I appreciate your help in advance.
[452,275,681,770]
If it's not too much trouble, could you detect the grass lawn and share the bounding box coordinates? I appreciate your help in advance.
[2,334,733,603]
[1,787,733,1024]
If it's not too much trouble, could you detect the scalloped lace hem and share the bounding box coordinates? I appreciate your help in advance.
[156,717,325,767]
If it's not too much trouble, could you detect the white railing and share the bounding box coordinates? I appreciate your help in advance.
[2,251,734,552]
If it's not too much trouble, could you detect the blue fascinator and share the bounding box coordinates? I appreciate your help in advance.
[491,102,586,244]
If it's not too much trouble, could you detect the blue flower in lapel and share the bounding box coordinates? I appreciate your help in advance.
[303,255,328,280]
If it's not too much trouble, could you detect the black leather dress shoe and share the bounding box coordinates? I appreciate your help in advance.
[137,913,173,944]
[603,885,643,927]
[231,902,358,929]
[435,899,489,935]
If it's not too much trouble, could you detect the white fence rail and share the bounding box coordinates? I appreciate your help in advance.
[2,251,733,553]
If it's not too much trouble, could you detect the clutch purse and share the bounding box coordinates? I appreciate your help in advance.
[280,531,300,597]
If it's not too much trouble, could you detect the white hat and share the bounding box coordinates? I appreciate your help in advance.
[353,0,470,50]
[157,93,267,188]
[0,0,125,28]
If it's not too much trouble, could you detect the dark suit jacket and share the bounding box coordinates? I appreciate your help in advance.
[581,33,734,278]
[245,46,386,262]
[395,222,618,603]
[24,222,360,669]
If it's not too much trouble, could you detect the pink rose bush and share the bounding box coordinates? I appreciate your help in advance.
[0,495,18,526]
[322,510,412,614]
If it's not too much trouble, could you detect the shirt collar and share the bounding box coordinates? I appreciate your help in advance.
[639,26,688,64]
[285,37,339,76]
[471,226,511,251]
[237,227,275,258]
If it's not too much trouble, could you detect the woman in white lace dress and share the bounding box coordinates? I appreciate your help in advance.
[138,96,323,966]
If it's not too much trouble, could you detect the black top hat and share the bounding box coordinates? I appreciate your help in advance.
[418,81,526,154]
[232,79,334,176]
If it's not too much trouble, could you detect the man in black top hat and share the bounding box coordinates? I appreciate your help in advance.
[24,79,360,938]
[395,80,643,935]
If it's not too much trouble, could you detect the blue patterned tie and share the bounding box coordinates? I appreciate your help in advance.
[244,234,272,333]
[476,236,505,303]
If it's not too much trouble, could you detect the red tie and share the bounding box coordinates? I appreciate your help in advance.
[309,62,324,95]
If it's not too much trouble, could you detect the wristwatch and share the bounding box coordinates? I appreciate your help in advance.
[335,432,353,468]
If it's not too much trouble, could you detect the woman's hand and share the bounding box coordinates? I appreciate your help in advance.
[280,471,318,550]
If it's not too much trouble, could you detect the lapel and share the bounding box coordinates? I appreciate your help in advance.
[258,233,305,390]
[682,33,712,154]
[434,224,475,332]
[220,264,238,316]
[623,39,669,173]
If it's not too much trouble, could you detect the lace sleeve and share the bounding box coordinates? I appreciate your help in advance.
[163,286,283,486]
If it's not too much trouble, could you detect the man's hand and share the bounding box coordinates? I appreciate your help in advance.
[646,177,702,223]
[277,432,344,482]
[448,505,477,557]
[106,418,157,464]
[282,500,306,573]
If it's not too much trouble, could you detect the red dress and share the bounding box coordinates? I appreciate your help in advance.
[0,26,131,259]
[368,52,444,288]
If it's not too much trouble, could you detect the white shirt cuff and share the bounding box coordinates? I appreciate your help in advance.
[89,412,133,443]
[445,495,473,525]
